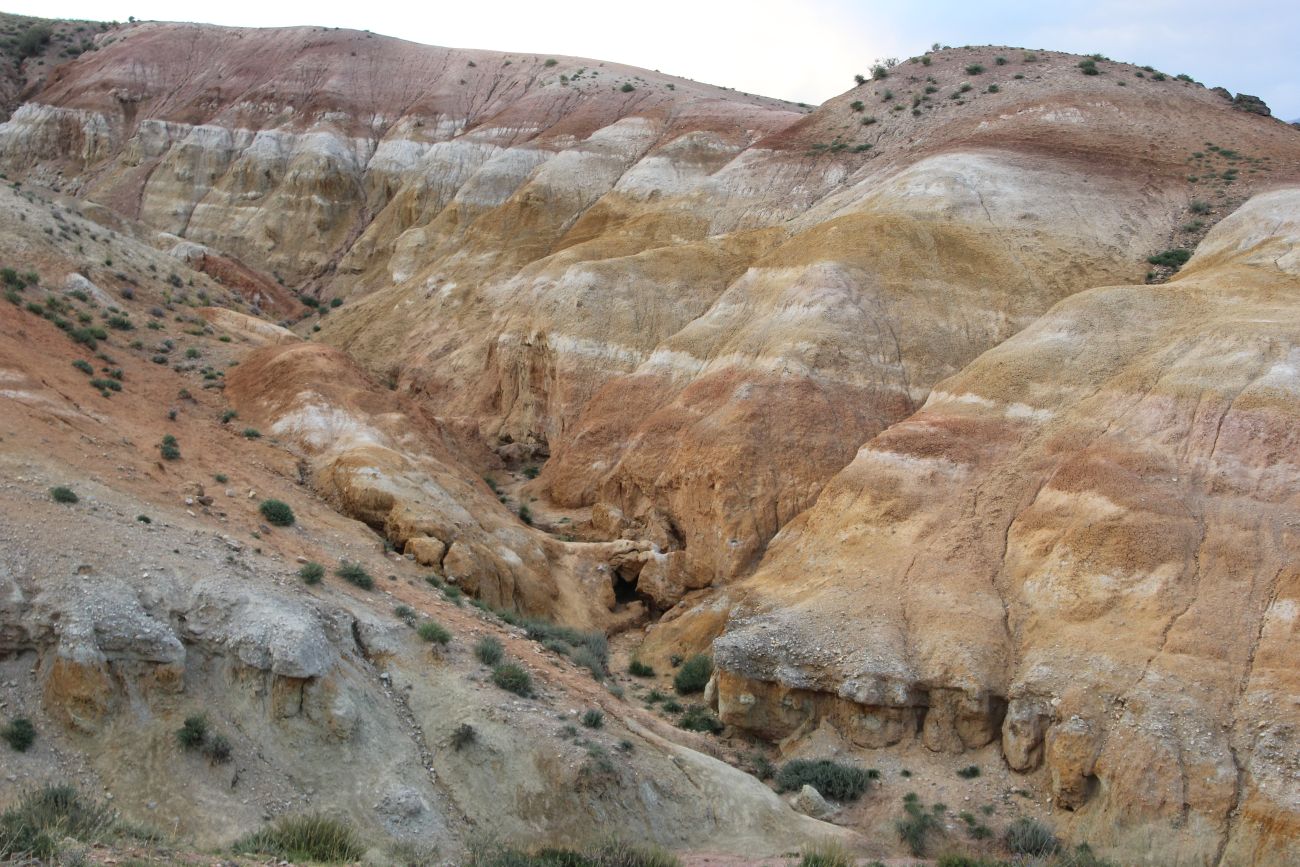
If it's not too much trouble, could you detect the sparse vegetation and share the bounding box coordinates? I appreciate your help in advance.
[673,654,712,694]
[335,560,374,590]
[1005,817,1059,856]
[299,562,325,584]
[159,434,181,460]
[492,662,534,697]
[258,498,295,527]
[175,715,208,750]
[235,814,365,863]
[677,705,723,734]
[205,733,232,764]
[581,709,604,729]
[49,486,78,504]
[628,659,655,677]
[896,794,943,856]
[797,841,854,867]
[775,759,876,801]
[475,636,505,665]
[450,723,476,750]
[1147,248,1192,268]
[522,618,608,677]
[466,839,680,867]
[0,785,117,861]
[2,717,36,752]
[965,63,984,75]
[418,621,451,645]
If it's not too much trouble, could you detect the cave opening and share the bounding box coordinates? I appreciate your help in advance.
[611,566,658,615]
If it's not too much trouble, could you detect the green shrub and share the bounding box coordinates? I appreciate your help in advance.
[475,636,505,666]
[492,663,534,697]
[259,499,295,526]
[159,434,180,460]
[0,785,116,861]
[896,795,941,856]
[581,709,604,729]
[298,562,325,584]
[628,659,655,677]
[620,83,635,92]
[2,717,35,752]
[235,814,364,863]
[776,758,876,801]
[1078,58,1101,75]
[661,699,682,713]
[242,428,261,438]
[678,705,723,734]
[572,646,606,681]
[176,715,208,750]
[49,486,78,504]
[336,561,374,590]
[965,63,984,74]
[72,359,93,374]
[1190,200,1211,214]
[1005,817,1059,856]
[673,654,712,694]
[523,618,608,667]
[220,409,238,423]
[394,604,417,626]
[798,841,854,867]
[1147,248,1192,267]
[205,734,232,764]
[1056,843,1118,867]
[466,839,680,867]
[957,764,981,778]
[418,621,451,645]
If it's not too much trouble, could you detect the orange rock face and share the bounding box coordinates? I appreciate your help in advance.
[714,191,1300,863]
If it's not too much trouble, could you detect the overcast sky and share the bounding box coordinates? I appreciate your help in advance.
[8,0,1299,119]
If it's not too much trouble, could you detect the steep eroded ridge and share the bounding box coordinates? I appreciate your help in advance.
[715,189,1300,865]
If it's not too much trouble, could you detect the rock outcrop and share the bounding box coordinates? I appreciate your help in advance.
[714,189,1300,865]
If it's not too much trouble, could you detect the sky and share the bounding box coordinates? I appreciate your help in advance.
[6,0,1299,119]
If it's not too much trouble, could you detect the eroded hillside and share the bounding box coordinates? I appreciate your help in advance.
[1,16,1299,866]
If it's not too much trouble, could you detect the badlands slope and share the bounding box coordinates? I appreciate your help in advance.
[1,16,1300,865]
[716,190,1300,865]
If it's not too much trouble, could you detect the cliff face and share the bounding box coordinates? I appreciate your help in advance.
[715,190,1300,865]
